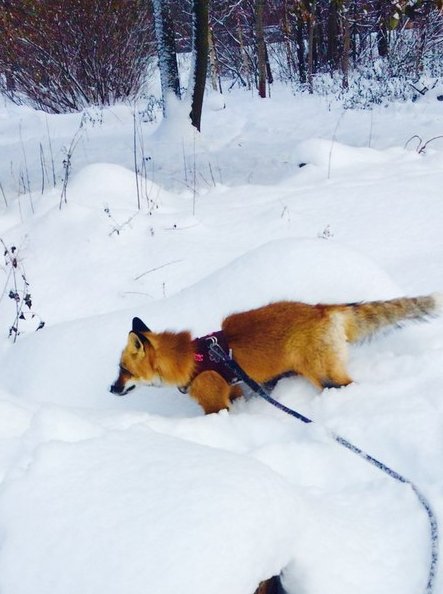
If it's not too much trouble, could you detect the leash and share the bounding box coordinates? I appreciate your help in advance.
[209,341,439,594]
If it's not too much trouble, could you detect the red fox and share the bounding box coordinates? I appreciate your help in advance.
[110,294,442,414]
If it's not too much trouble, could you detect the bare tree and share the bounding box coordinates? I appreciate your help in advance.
[152,0,181,115]
[327,0,341,71]
[307,0,317,93]
[341,0,352,88]
[256,0,267,97]
[189,0,209,131]
[208,25,221,91]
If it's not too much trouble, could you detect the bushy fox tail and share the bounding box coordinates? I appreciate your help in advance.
[342,293,443,343]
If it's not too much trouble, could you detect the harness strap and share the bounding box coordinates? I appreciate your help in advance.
[209,341,439,594]
[178,331,240,394]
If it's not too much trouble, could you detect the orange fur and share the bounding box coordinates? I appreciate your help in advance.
[110,294,442,413]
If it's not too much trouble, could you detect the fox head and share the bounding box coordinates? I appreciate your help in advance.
[110,317,162,396]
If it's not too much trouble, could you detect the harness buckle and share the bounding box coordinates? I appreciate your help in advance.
[206,335,232,363]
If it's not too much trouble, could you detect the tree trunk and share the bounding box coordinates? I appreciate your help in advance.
[296,20,307,84]
[256,0,266,98]
[342,0,351,89]
[208,25,221,92]
[376,0,389,58]
[152,0,180,116]
[236,12,251,88]
[327,0,340,72]
[282,0,296,81]
[307,2,316,93]
[265,42,273,86]
[189,0,209,132]
[351,0,358,67]
[314,1,325,70]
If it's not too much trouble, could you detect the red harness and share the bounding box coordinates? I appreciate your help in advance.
[178,331,240,393]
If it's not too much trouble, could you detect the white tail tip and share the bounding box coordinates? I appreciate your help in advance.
[431,292,443,313]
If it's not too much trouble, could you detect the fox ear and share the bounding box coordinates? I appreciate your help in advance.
[132,317,150,333]
[128,331,149,352]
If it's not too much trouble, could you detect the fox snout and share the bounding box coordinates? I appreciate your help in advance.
[109,378,136,396]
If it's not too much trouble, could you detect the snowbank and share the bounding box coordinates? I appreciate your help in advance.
[0,85,443,594]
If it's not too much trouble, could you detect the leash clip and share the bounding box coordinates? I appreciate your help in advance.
[207,336,232,363]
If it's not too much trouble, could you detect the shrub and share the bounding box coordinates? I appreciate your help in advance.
[0,0,155,113]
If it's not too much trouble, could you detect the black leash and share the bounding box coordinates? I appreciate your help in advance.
[209,341,439,594]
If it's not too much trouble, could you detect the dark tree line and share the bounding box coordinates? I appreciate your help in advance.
[0,0,442,122]
[203,0,443,93]
[155,0,443,109]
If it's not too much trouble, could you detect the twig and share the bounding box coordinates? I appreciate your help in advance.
[133,110,141,210]
[409,82,428,96]
[182,140,189,184]
[0,238,44,341]
[19,123,34,214]
[59,117,84,209]
[198,171,211,187]
[45,116,57,188]
[0,181,8,207]
[404,134,422,151]
[404,134,443,154]
[107,211,138,236]
[192,131,197,216]
[134,259,183,281]
[419,135,443,154]
[208,161,216,187]
[39,142,49,195]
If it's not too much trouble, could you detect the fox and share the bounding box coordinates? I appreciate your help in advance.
[110,293,442,414]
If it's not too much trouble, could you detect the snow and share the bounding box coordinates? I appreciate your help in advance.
[0,426,300,594]
[0,83,443,594]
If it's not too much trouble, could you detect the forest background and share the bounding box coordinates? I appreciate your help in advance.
[1,0,443,124]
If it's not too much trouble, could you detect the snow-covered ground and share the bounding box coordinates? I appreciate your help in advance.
[0,82,443,594]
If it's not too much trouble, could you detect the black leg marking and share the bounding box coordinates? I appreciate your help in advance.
[321,379,347,390]
[263,372,297,392]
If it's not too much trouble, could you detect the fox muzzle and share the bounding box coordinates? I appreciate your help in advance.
[109,382,136,396]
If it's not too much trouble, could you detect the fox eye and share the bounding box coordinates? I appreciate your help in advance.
[120,365,132,377]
